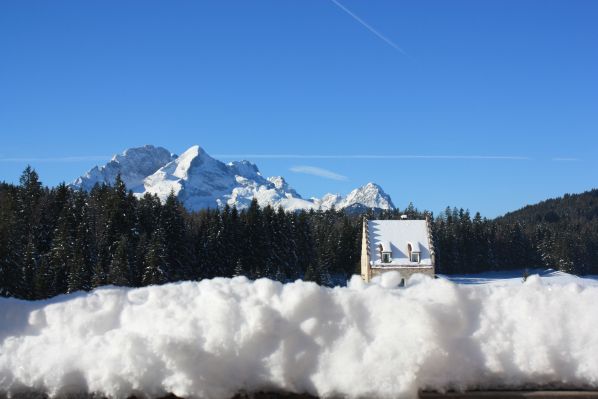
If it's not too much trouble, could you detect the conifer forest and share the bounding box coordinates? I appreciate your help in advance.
[1,167,597,300]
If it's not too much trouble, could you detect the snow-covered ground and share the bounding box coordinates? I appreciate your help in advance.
[2,271,598,399]
[442,268,598,287]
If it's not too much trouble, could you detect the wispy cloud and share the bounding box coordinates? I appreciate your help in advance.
[329,0,409,57]
[290,165,349,181]
[214,154,531,160]
[0,156,110,163]
[552,157,581,162]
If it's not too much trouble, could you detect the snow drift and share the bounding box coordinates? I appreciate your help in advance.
[1,274,598,398]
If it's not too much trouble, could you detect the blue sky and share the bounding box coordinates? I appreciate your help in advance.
[1,0,596,217]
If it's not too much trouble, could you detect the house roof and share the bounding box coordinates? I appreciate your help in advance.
[367,219,433,267]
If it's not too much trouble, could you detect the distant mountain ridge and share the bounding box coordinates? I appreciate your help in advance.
[71,145,396,212]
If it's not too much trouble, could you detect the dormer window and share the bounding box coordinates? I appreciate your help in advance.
[379,241,392,263]
[407,242,421,263]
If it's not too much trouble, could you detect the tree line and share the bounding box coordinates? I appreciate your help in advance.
[1,167,597,300]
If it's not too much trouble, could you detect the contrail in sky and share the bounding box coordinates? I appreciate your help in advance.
[0,156,110,162]
[329,0,409,57]
[0,154,532,162]
[552,157,580,162]
[290,165,349,181]
[214,154,531,160]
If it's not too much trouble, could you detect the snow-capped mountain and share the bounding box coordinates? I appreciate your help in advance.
[72,145,396,212]
[72,145,176,192]
[313,183,395,212]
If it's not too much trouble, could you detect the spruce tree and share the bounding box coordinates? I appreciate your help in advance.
[49,195,75,296]
[142,229,169,285]
[67,244,90,293]
[241,199,265,279]
[71,191,94,291]
[294,210,316,279]
[108,235,131,286]
[131,233,149,286]
[34,256,52,299]
[161,191,190,280]
[0,185,16,297]
[337,216,359,277]
[21,236,38,299]
[233,258,245,277]
[91,262,107,289]
[18,166,43,241]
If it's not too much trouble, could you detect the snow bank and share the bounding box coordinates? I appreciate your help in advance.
[2,273,598,398]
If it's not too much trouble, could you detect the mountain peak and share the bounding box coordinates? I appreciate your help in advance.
[167,145,217,179]
[183,144,208,159]
[117,144,175,161]
[143,145,237,208]
[342,182,395,210]
[72,145,176,192]
[362,182,382,190]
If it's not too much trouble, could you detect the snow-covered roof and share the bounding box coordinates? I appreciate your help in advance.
[407,241,422,253]
[368,220,433,267]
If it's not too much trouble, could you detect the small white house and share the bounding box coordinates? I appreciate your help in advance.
[361,218,435,283]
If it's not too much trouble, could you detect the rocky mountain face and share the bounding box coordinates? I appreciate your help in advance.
[71,145,396,212]
[72,145,177,192]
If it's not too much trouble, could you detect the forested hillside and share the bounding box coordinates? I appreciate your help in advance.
[426,190,598,275]
[1,167,597,300]
[497,189,598,275]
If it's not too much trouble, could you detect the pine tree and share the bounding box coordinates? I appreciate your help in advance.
[142,229,169,285]
[241,199,266,279]
[49,195,75,296]
[137,193,161,232]
[91,261,107,289]
[161,191,191,280]
[65,191,94,293]
[108,235,131,286]
[21,236,39,299]
[233,258,243,277]
[0,185,17,297]
[295,211,316,279]
[404,202,417,219]
[67,244,90,293]
[18,166,43,241]
[337,216,359,277]
[227,206,242,276]
[34,256,52,299]
[131,233,149,286]
[261,205,277,279]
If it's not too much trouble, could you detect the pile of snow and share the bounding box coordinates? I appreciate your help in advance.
[2,273,598,399]
[71,145,395,212]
